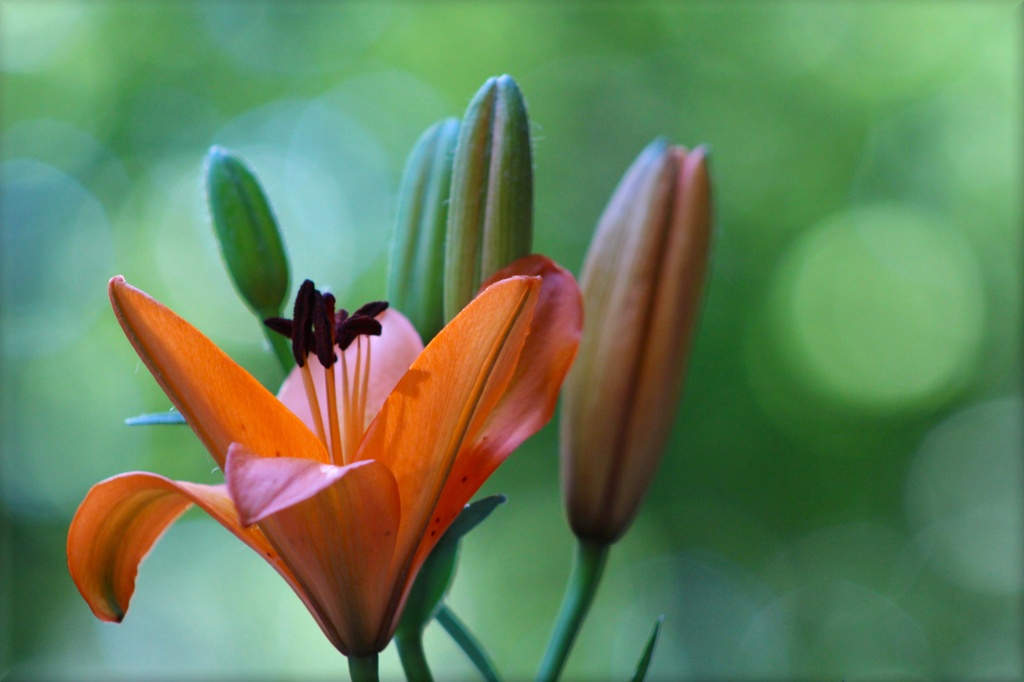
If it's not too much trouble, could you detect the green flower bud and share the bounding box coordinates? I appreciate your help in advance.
[387,118,460,341]
[444,75,534,322]
[204,146,290,321]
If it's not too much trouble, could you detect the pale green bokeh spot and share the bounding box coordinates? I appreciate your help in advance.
[906,395,1024,594]
[773,204,985,413]
[0,0,85,73]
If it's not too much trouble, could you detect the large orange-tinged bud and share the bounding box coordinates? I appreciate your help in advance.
[561,139,712,544]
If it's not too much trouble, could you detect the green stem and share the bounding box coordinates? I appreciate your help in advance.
[348,654,379,682]
[536,540,610,682]
[437,604,501,682]
[395,631,434,682]
[265,329,293,374]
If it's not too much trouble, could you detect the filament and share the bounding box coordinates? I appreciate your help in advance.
[300,361,328,448]
[324,363,342,465]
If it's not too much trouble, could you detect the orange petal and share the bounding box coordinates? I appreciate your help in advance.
[225,443,379,526]
[467,256,581,470]
[410,257,582,588]
[355,276,540,605]
[238,450,402,656]
[109,277,328,468]
[277,309,423,440]
[67,472,294,623]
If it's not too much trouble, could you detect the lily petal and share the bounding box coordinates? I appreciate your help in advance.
[67,472,294,623]
[225,443,378,526]
[109,276,328,467]
[226,445,402,656]
[356,276,541,605]
[276,309,424,439]
[428,256,583,541]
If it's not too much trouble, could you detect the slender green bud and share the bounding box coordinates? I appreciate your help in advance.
[444,74,533,321]
[204,146,290,320]
[387,118,460,341]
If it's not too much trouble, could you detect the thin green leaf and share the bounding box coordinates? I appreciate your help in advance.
[436,604,500,682]
[395,495,507,638]
[124,412,186,426]
[630,615,664,682]
[443,493,506,541]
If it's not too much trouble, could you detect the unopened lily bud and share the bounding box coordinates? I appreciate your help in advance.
[388,118,460,341]
[561,139,712,544]
[205,146,290,321]
[444,74,533,322]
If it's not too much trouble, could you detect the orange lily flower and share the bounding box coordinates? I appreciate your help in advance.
[67,255,581,657]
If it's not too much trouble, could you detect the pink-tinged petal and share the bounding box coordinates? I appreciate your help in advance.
[241,455,402,656]
[67,472,297,623]
[391,257,582,604]
[425,256,583,544]
[108,277,328,468]
[225,443,377,526]
[277,309,423,438]
[355,276,541,606]
[477,256,583,454]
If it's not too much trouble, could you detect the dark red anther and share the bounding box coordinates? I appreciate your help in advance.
[313,291,337,368]
[335,301,388,351]
[263,317,294,339]
[265,283,388,359]
[354,301,389,318]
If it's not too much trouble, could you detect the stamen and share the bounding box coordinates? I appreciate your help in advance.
[358,335,373,438]
[339,345,354,464]
[272,287,390,464]
[335,302,387,350]
[319,293,342,464]
[300,362,328,447]
[290,280,317,367]
[263,317,293,338]
[353,335,364,444]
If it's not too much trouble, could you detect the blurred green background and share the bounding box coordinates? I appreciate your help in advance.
[1,1,1021,680]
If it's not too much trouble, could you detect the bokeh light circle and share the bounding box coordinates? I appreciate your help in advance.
[906,395,1023,594]
[0,159,113,358]
[770,204,985,413]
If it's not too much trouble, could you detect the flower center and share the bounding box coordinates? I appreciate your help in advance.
[265,280,388,464]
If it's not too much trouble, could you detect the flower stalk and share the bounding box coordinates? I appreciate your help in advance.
[541,139,711,678]
[348,654,380,682]
[536,540,609,682]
